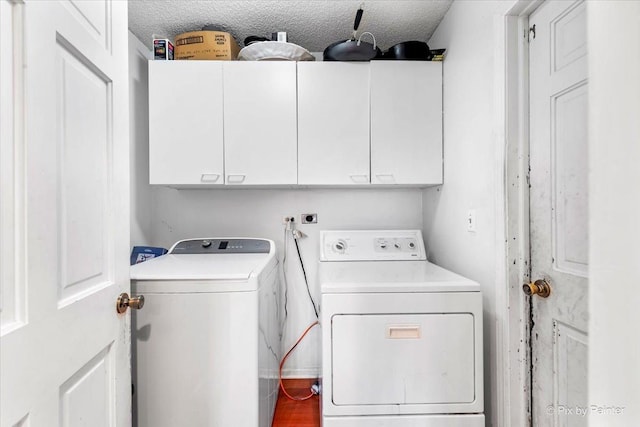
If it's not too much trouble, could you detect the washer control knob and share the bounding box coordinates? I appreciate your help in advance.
[379,243,387,249]
[333,240,347,253]
[409,242,416,249]
[394,243,401,249]
[202,240,212,248]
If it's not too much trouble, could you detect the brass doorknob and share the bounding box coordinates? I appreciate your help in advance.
[523,279,551,298]
[116,292,145,314]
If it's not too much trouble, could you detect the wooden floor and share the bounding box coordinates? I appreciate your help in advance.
[272,379,320,427]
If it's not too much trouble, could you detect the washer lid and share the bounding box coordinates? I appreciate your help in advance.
[319,260,480,293]
[130,253,271,281]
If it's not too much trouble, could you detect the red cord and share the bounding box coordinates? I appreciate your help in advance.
[279,320,320,401]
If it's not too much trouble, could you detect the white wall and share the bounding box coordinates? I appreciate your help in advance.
[424,2,514,426]
[588,1,640,425]
[128,32,154,246]
[149,187,424,375]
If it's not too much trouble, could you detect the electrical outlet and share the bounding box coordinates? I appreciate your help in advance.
[467,210,476,232]
[301,213,317,224]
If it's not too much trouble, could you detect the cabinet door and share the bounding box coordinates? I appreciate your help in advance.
[148,61,224,185]
[223,62,297,185]
[371,62,443,185]
[298,63,370,185]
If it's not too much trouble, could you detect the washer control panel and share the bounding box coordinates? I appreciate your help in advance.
[320,230,426,261]
[169,238,271,254]
[374,237,419,253]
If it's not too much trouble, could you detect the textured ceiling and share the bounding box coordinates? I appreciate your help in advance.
[128,1,453,53]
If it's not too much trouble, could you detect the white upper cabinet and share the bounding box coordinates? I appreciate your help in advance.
[149,61,224,185]
[298,63,371,185]
[147,61,443,187]
[370,62,443,185]
[223,62,297,185]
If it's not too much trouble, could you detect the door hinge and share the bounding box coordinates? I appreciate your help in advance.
[529,24,536,41]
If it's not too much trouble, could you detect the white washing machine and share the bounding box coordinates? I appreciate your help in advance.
[130,238,280,427]
[319,230,484,427]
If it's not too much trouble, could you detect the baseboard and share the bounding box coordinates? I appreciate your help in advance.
[281,367,320,378]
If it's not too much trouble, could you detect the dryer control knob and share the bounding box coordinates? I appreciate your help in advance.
[333,240,347,253]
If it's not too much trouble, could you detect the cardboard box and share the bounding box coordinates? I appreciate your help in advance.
[153,39,174,60]
[175,30,240,60]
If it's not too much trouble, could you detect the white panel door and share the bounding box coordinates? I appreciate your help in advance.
[370,62,442,185]
[223,62,297,185]
[298,62,370,185]
[148,61,224,185]
[0,0,131,425]
[529,1,588,426]
[0,0,24,332]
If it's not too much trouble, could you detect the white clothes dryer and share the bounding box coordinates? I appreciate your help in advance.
[319,230,484,427]
[130,238,280,427]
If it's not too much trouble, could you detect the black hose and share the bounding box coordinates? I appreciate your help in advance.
[294,237,319,319]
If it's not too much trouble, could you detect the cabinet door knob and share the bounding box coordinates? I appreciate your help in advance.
[201,173,220,183]
[349,174,369,184]
[375,174,396,184]
[227,174,246,184]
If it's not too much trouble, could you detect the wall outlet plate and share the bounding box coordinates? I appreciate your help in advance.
[301,213,317,224]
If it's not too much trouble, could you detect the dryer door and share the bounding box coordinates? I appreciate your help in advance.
[331,313,475,405]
